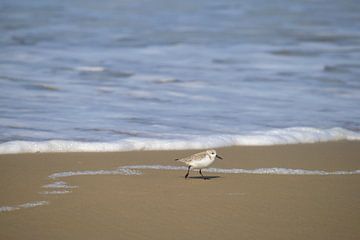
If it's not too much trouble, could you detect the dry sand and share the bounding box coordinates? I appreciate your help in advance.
[0,141,359,240]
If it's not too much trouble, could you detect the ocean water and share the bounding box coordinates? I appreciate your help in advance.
[1,0,360,153]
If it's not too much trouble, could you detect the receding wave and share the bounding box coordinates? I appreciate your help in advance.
[0,127,359,154]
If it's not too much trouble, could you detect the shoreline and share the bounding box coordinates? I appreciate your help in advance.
[0,141,359,239]
[1,140,359,169]
[1,127,359,155]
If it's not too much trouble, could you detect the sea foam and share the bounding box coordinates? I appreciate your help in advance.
[0,127,359,154]
[42,181,78,189]
[45,165,359,184]
[49,168,141,179]
[121,165,360,176]
[0,201,49,213]
[39,190,71,195]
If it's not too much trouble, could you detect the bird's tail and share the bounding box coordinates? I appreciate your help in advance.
[174,158,179,161]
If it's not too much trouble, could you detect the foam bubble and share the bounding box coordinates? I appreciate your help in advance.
[0,127,359,154]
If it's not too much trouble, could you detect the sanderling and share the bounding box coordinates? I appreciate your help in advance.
[175,149,223,180]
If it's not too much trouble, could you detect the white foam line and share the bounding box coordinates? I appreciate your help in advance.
[0,201,49,213]
[120,165,187,171]
[120,165,360,176]
[49,168,141,179]
[39,190,71,195]
[42,181,78,189]
[18,201,49,209]
[204,168,360,175]
[0,206,19,213]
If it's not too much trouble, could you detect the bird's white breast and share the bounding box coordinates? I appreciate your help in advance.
[189,155,215,169]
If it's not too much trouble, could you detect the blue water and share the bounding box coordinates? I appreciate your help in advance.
[1,0,360,152]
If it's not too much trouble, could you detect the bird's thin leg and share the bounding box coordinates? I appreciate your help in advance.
[185,166,191,179]
[199,169,207,180]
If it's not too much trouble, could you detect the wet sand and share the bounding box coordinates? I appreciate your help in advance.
[0,141,359,240]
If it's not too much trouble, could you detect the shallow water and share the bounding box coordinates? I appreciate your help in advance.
[1,0,360,153]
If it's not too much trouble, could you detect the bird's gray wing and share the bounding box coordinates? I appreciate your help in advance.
[175,151,207,163]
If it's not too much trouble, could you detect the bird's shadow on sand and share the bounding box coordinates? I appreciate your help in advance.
[185,176,221,180]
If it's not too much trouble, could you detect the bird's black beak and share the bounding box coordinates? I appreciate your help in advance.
[216,155,223,160]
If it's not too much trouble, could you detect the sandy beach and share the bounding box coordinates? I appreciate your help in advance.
[2,1,360,239]
[0,141,359,240]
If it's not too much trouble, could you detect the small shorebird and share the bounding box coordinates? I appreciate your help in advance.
[175,149,223,180]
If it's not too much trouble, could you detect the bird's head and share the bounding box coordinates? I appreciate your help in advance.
[207,149,223,160]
